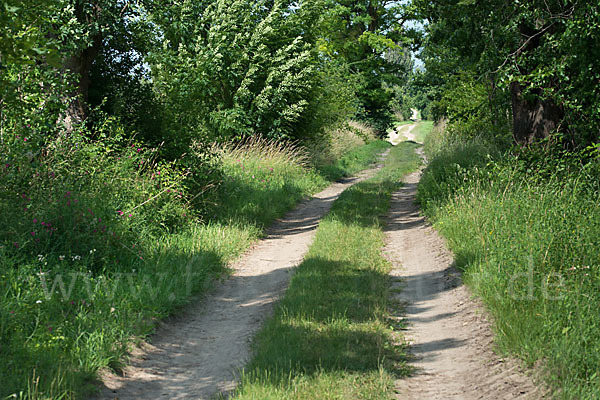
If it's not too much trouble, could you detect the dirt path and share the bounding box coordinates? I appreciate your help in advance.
[100,156,388,400]
[388,123,418,146]
[384,151,544,399]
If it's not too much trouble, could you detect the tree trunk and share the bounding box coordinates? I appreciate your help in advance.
[510,82,563,145]
[59,1,103,133]
[60,33,102,132]
[510,19,564,145]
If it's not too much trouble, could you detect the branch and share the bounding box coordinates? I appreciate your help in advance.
[491,22,555,74]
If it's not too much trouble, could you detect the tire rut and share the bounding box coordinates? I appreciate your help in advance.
[99,153,389,400]
[384,149,545,399]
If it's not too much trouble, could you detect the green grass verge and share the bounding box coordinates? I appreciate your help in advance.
[413,121,434,143]
[316,140,391,182]
[0,140,389,399]
[418,138,600,399]
[230,142,421,399]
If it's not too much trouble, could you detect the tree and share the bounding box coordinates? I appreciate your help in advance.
[58,0,152,132]
[414,0,600,146]
[150,0,322,143]
[319,0,411,130]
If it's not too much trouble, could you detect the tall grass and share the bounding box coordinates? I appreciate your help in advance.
[306,120,376,168]
[0,132,389,399]
[418,132,600,399]
[231,142,421,399]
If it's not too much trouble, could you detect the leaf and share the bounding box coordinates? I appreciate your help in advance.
[4,4,19,13]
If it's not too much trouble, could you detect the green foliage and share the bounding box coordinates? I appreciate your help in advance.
[0,0,416,396]
[0,0,62,68]
[232,143,420,399]
[319,0,412,132]
[415,0,600,145]
[151,0,321,142]
[418,132,600,398]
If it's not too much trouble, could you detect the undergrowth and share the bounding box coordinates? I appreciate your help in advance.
[0,127,387,399]
[231,142,420,399]
[417,127,600,399]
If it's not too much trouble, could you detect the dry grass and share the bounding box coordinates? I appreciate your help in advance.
[307,120,377,167]
[217,136,311,169]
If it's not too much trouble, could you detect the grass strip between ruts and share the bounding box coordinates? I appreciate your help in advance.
[231,142,421,399]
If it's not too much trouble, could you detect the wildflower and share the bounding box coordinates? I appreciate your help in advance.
[37,254,44,261]
[137,148,142,152]
[117,210,124,216]
[167,189,171,193]
[48,326,53,332]
[98,218,102,222]
[10,310,14,314]
[31,231,36,236]
[128,214,132,218]
[270,167,274,172]
[24,138,28,142]
[13,242,18,248]
[36,300,42,304]
[33,218,37,224]
[59,255,65,261]
[66,200,71,207]
[65,191,71,197]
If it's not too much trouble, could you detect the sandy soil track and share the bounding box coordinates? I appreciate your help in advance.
[384,154,545,399]
[100,157,387,400]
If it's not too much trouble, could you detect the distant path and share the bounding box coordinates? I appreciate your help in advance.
[384,150,544,399]
[100,154,389,400]
[388,123,418,146]
[410,108,419,121]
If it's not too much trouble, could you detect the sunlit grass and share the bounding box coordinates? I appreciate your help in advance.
[0,138,390,399]
[418,137,600,399]
[231,143,421,399]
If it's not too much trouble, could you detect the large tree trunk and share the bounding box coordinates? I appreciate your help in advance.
[60,33,102,132]
[510,81,563,145]
[510,21,564,145]
[59,1,103,133]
